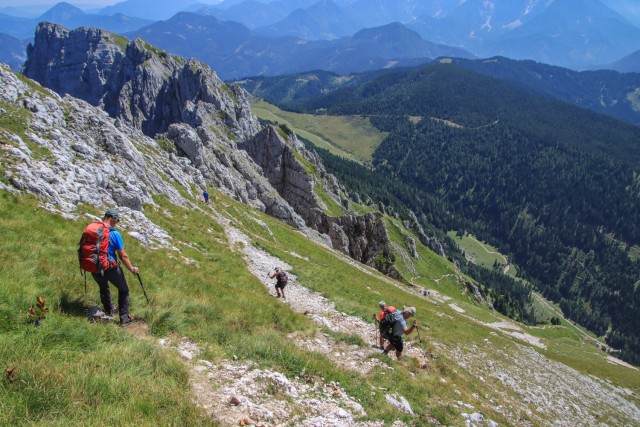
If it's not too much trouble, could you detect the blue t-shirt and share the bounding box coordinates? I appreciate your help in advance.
[108,229,124,263]
[391,310,407,331]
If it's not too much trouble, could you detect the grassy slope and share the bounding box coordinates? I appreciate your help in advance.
[1,186,639,426]
[250,99,387,163]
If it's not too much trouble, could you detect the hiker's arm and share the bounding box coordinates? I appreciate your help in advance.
[403,320,418,335]
[117,248,139,274]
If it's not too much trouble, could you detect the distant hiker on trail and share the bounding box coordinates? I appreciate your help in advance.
[382,306,418,359]
[373,301,396,349]
[203,189,209,205]
[268,267,288,299]
[79,209,138,327]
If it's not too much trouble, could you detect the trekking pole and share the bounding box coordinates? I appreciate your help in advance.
[134,265,150,303]
[374,315,379,348]
[414,324,429,360]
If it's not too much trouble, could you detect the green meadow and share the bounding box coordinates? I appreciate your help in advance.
[250,99,387,163]
[447,231,518,278]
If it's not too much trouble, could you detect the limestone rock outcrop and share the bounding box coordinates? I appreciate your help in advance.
[23,22,259,140]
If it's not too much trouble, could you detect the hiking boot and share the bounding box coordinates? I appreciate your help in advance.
[120,315,135,327]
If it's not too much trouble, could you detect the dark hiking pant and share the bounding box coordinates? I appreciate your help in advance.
[92,267,131,324]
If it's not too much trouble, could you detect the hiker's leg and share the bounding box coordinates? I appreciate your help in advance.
[92,273,114,316]
[281,285,286,298]
[394,338,404,359]
[108,267,131,323]
[383,343,395,354]
[386,335,402,356]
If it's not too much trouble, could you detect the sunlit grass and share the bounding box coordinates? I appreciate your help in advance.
[251,99,387,163]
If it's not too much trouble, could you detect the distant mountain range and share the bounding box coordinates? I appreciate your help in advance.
[0,2,152,39]
[99,0,202,22]
[606,50,640,73]
[125,13,473,79]
[1,0,640,73]
[190,0,640,70]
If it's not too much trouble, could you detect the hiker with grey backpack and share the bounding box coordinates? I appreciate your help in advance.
[379,306,418,359]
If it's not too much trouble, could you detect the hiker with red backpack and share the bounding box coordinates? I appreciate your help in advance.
[268,267,288,299]
[373,301,396,349]
[380,306,418,359]
[78,209,138,327]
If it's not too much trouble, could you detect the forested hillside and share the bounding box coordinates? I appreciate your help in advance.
[255,63,640,364]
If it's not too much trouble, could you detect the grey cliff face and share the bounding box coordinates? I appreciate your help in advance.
[23,23,260,141]
[23,23,126,109]
[241,126,324,229]
[242,126,395,268]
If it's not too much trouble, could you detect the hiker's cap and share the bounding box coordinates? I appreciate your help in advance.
[275,267,281,271]
[104,208,121,219]
[378,301,386,308]
[403,306,416,316]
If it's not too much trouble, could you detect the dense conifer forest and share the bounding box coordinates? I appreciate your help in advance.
[272,63,640,364]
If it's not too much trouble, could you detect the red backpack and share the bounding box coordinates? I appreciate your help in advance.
[78,221,114,273]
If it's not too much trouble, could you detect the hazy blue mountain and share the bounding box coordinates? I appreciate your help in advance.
[39,3,153,34]
[346,0,424,28]
[0,2,153,39]
[408,0,550,47]
[98,0,199,21]
[606,50,640,73]
[38,2,85,22]
[479,0,640,69]
[197,0,318,29]
[125,12,473,79]
[256,0,357,39]
[601,0,640,26]
[0,6,46,18]
[0,12,33,39]
[0,33,27,70]
[406,0,640,70]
